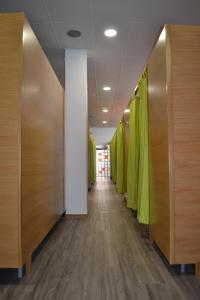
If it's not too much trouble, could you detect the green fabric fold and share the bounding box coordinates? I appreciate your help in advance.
[137,71,149,224]
[127,95,140,210]
[116,122,125,193]
[110,134,117,183]
[110,70,150,224]
[88,134,96,185]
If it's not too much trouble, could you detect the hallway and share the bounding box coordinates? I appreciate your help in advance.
[0,179,200,300]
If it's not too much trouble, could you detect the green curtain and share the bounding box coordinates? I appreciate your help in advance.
[127,94,140,210]
[109,70,150,224]
[110,134,117,183]
[88,130,91,186]
[110,140,113,178]
[123,119,128,193]
[116,122,125,193]
[110,137,114,179]
[92,138,96,183]
[137,71,149,224]
[88,134,96,185]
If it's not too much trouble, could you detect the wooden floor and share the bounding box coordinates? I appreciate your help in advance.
[0,178,200,300]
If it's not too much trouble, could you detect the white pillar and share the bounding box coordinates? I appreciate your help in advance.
[64,50,88,215]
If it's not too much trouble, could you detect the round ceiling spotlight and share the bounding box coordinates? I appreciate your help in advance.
[104,28,117,38]
[67,30,82,38]
[103,86,111,91]
[102,108,109,113]
[102,120,108,124]
[124,108,130,113]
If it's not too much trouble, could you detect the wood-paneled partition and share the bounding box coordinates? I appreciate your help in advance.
[148,25,200,270]
[0,13,64,274]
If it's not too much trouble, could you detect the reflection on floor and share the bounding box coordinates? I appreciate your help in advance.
[0,178,200,300]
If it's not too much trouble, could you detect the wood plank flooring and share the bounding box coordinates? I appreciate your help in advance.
[0,178,200,300]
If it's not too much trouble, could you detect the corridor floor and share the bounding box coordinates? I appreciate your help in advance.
[0,179,200,300]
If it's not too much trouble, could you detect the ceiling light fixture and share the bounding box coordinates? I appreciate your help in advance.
[102,108,109,113]
[67,30,82,38]
[104,28,117,38]
[102,120,108,124]
[124,108,130,113]
[103,86,111,91]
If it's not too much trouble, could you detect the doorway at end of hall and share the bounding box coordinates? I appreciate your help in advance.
[96,145,110,178]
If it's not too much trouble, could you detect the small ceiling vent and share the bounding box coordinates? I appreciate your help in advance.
[67,30,82,38]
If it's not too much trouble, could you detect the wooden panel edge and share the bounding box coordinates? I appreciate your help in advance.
[195,263,200,278]
[17,14,25,269]
[165,25,175,264]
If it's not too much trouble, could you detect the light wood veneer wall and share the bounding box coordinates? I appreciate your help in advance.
[0,13,64,269]
[148,25,200,265]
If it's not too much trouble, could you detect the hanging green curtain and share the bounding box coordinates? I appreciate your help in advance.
[123,119,128,193]
[127,94,140,210]
[110,139,112,178]
[88,133,96,185]
[137,70,149,224]
[91,138,96,183]
[110,134,117,183]
[116,122,125,193]
[110,139,113,179]
[88,130,91,187]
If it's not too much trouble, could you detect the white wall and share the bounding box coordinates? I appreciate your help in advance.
[65,50,88,215]
[91,127,116,145]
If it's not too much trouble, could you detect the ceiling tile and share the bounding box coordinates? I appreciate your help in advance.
[31,22,59,50]
[1,0,200,129]
[46,50,65,87]
[0,0,48,22]
[44,0,90,22]
[52,21,91,49]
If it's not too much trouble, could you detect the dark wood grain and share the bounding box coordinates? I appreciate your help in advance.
[0,179,200,299]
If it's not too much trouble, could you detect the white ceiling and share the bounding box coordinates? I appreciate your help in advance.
[1,0,200,127]
[91,127,116,145]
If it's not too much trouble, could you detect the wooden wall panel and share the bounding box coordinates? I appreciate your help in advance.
[170,25,200,263]
[148,30,171,262]
[0,13,24,268]
[21,20,64,263]
[0,13,64,270]
[148,25,200,265]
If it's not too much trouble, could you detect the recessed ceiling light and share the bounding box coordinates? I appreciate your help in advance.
[102,108,109,113]
[67,30,82,38]
[124,108,130,113]
[102,120,108,124]
[104,28,117,38]
[103,86,111,91]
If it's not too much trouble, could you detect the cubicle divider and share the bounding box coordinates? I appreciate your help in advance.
[110,25,200,276]
[0,13,64,275]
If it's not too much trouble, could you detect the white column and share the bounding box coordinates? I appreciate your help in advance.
[64,50,88,215]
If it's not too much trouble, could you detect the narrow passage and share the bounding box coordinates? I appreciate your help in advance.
[1,179,200,300]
